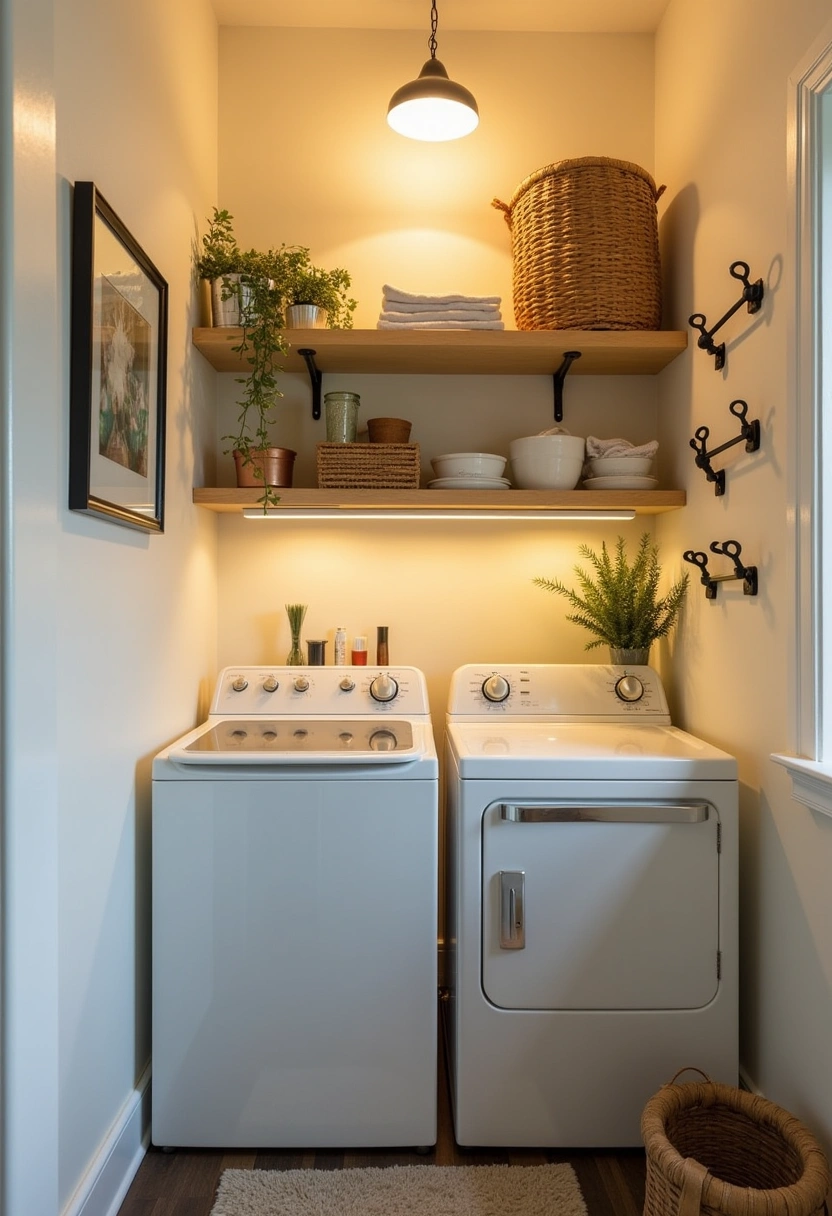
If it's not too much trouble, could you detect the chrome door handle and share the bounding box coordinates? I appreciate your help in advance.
[499,870,525,949]
[499,802,709,824]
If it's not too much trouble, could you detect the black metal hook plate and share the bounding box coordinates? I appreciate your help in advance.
[688,261,765,371]
[683,539,758,599]
[689,399,761,495]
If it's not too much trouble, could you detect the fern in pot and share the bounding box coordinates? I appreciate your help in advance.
[533,533,689,664]
[284,264,357,330]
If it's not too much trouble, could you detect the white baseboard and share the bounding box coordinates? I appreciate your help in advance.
[61,1065,151,1216]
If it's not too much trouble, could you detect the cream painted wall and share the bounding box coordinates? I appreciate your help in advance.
[218,28,656,326]
[654,0,832,1150]
[214,27,671,693]
[51,0,219,1208]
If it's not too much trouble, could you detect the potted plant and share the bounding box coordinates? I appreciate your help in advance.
[197,207,250,326]
[533,533,689,664]
[284,263,357,330]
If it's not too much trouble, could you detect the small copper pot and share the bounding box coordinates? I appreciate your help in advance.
[233,447,296,488]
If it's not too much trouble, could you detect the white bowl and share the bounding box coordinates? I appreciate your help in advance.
[508,434,585,490]
[588,455,653,478]
[431,451,506,479]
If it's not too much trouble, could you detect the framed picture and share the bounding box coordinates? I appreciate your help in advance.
[69,181,168,532]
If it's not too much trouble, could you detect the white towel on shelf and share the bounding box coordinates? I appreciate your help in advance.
[380,308,503,323]
[381,299,502,316]
[377,318,505,330]
[585,436,659,459]
[383,283,502,306]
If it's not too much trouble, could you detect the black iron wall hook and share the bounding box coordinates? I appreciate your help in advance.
[689,399,761,496]
[688,261,765,371]
[683,540,758,600]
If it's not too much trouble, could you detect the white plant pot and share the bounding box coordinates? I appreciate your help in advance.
[285,303,328,329]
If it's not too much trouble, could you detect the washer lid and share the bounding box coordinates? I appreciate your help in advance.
[447,722,737,780]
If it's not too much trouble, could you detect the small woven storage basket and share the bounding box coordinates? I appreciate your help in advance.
[492,156,665,331]
[641,1070,831,1216]
[316,442,420,489]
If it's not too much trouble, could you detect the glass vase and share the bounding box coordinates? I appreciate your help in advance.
[285,603,307,666]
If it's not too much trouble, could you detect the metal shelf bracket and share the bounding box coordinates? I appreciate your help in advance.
[297,347,323,420]
[553,351,582,422]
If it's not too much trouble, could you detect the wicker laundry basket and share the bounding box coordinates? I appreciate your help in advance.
[641,1070,831,1216]
[492,156,665,331]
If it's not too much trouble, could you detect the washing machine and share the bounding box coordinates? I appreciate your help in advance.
[444,663,738,1147]
[152,665,438,1149]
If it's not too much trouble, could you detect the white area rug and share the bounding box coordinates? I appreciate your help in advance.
[210,1163,587,1216]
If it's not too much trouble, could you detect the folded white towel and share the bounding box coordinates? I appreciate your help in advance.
[383,283,502,306]
[377,318,505,330]
[585,436,659,459]
[381,308,503,323]
[381,295,501,311]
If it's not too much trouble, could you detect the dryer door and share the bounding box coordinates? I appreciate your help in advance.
[481,792,720,1010]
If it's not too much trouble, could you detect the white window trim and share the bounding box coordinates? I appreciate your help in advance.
[776,20,832,816]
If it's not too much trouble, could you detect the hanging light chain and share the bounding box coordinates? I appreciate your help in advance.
[428,0,438,59]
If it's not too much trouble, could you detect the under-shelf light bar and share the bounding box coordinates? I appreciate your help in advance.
[242,509,637,521]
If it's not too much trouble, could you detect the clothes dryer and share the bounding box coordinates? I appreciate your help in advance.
[444,663,737,1146]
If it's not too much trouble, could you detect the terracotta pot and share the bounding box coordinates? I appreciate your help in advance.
[233,447,296,488]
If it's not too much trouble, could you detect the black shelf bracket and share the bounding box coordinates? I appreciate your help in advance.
[552,351,582,422]
[683,540,759,600]
[688,261,765,371]
[690,399,761,496]
[297,347,323,420]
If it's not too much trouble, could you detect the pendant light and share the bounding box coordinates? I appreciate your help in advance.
[387,0,479,142]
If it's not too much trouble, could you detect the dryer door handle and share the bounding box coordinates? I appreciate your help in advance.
[499,871,525,949]
[499,802,710,824]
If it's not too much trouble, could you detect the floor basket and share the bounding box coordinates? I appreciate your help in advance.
[492,156,664,331]
[641,1071,831,1216]
[316,442,420,489]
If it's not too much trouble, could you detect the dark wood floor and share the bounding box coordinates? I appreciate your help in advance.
[118,1024,647,1216]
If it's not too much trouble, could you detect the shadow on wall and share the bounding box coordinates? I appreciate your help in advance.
[658,180,699,332]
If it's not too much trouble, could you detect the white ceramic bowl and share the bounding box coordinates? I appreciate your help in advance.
[508,434,585,490]
[431,451,507,479]
[588,455,653,478]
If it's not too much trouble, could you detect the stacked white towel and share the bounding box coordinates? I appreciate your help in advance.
[378,284,504,330]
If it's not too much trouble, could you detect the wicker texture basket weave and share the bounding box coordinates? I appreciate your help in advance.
[641,1072,831,1216]
[492,156,665,331]
[316,443,420,489]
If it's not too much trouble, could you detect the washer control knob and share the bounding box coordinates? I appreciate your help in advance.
[615,675,645,703]
[369,673,399,702]
[339,676,356,692]
[262,675,279,693]
[231,675,248,692]
[482,674,510,703]
[293,676,310,693]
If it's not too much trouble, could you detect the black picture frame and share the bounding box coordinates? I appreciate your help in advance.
[69,181,168,533]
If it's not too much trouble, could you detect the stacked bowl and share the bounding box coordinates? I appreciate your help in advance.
[429,452,510,490]
[583,454,657,490]
[508,434,585,490]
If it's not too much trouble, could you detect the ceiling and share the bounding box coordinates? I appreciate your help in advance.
[210,0,672,34]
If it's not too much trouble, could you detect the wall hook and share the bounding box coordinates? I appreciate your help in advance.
[688,261,765,371]
[683,540,758,599]
[297,347,323,420]
[552,351,582,423]
[689,399,761,495]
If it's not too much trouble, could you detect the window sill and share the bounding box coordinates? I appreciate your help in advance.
[771,754,832,819]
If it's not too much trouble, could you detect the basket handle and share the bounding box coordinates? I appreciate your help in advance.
[678,1157,709,1216]
[491,198,513,229]
[656,184,667,202]
[666,1067,712,1086]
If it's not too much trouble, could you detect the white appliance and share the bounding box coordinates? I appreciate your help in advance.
[152,665,438,1149]
[444,663,738,1147]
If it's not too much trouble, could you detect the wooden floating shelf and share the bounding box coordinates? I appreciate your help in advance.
[193,327,688,377]
[193,488,686,515]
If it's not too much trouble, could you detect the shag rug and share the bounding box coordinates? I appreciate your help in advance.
[210,1163,587,1216]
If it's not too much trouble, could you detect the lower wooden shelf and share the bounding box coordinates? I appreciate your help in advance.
[193,488,686,514]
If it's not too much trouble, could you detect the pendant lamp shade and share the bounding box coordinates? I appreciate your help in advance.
[387,57,479,142]
[387,1,479,142]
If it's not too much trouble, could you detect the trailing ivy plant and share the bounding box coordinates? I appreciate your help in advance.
[533,533,689,652]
